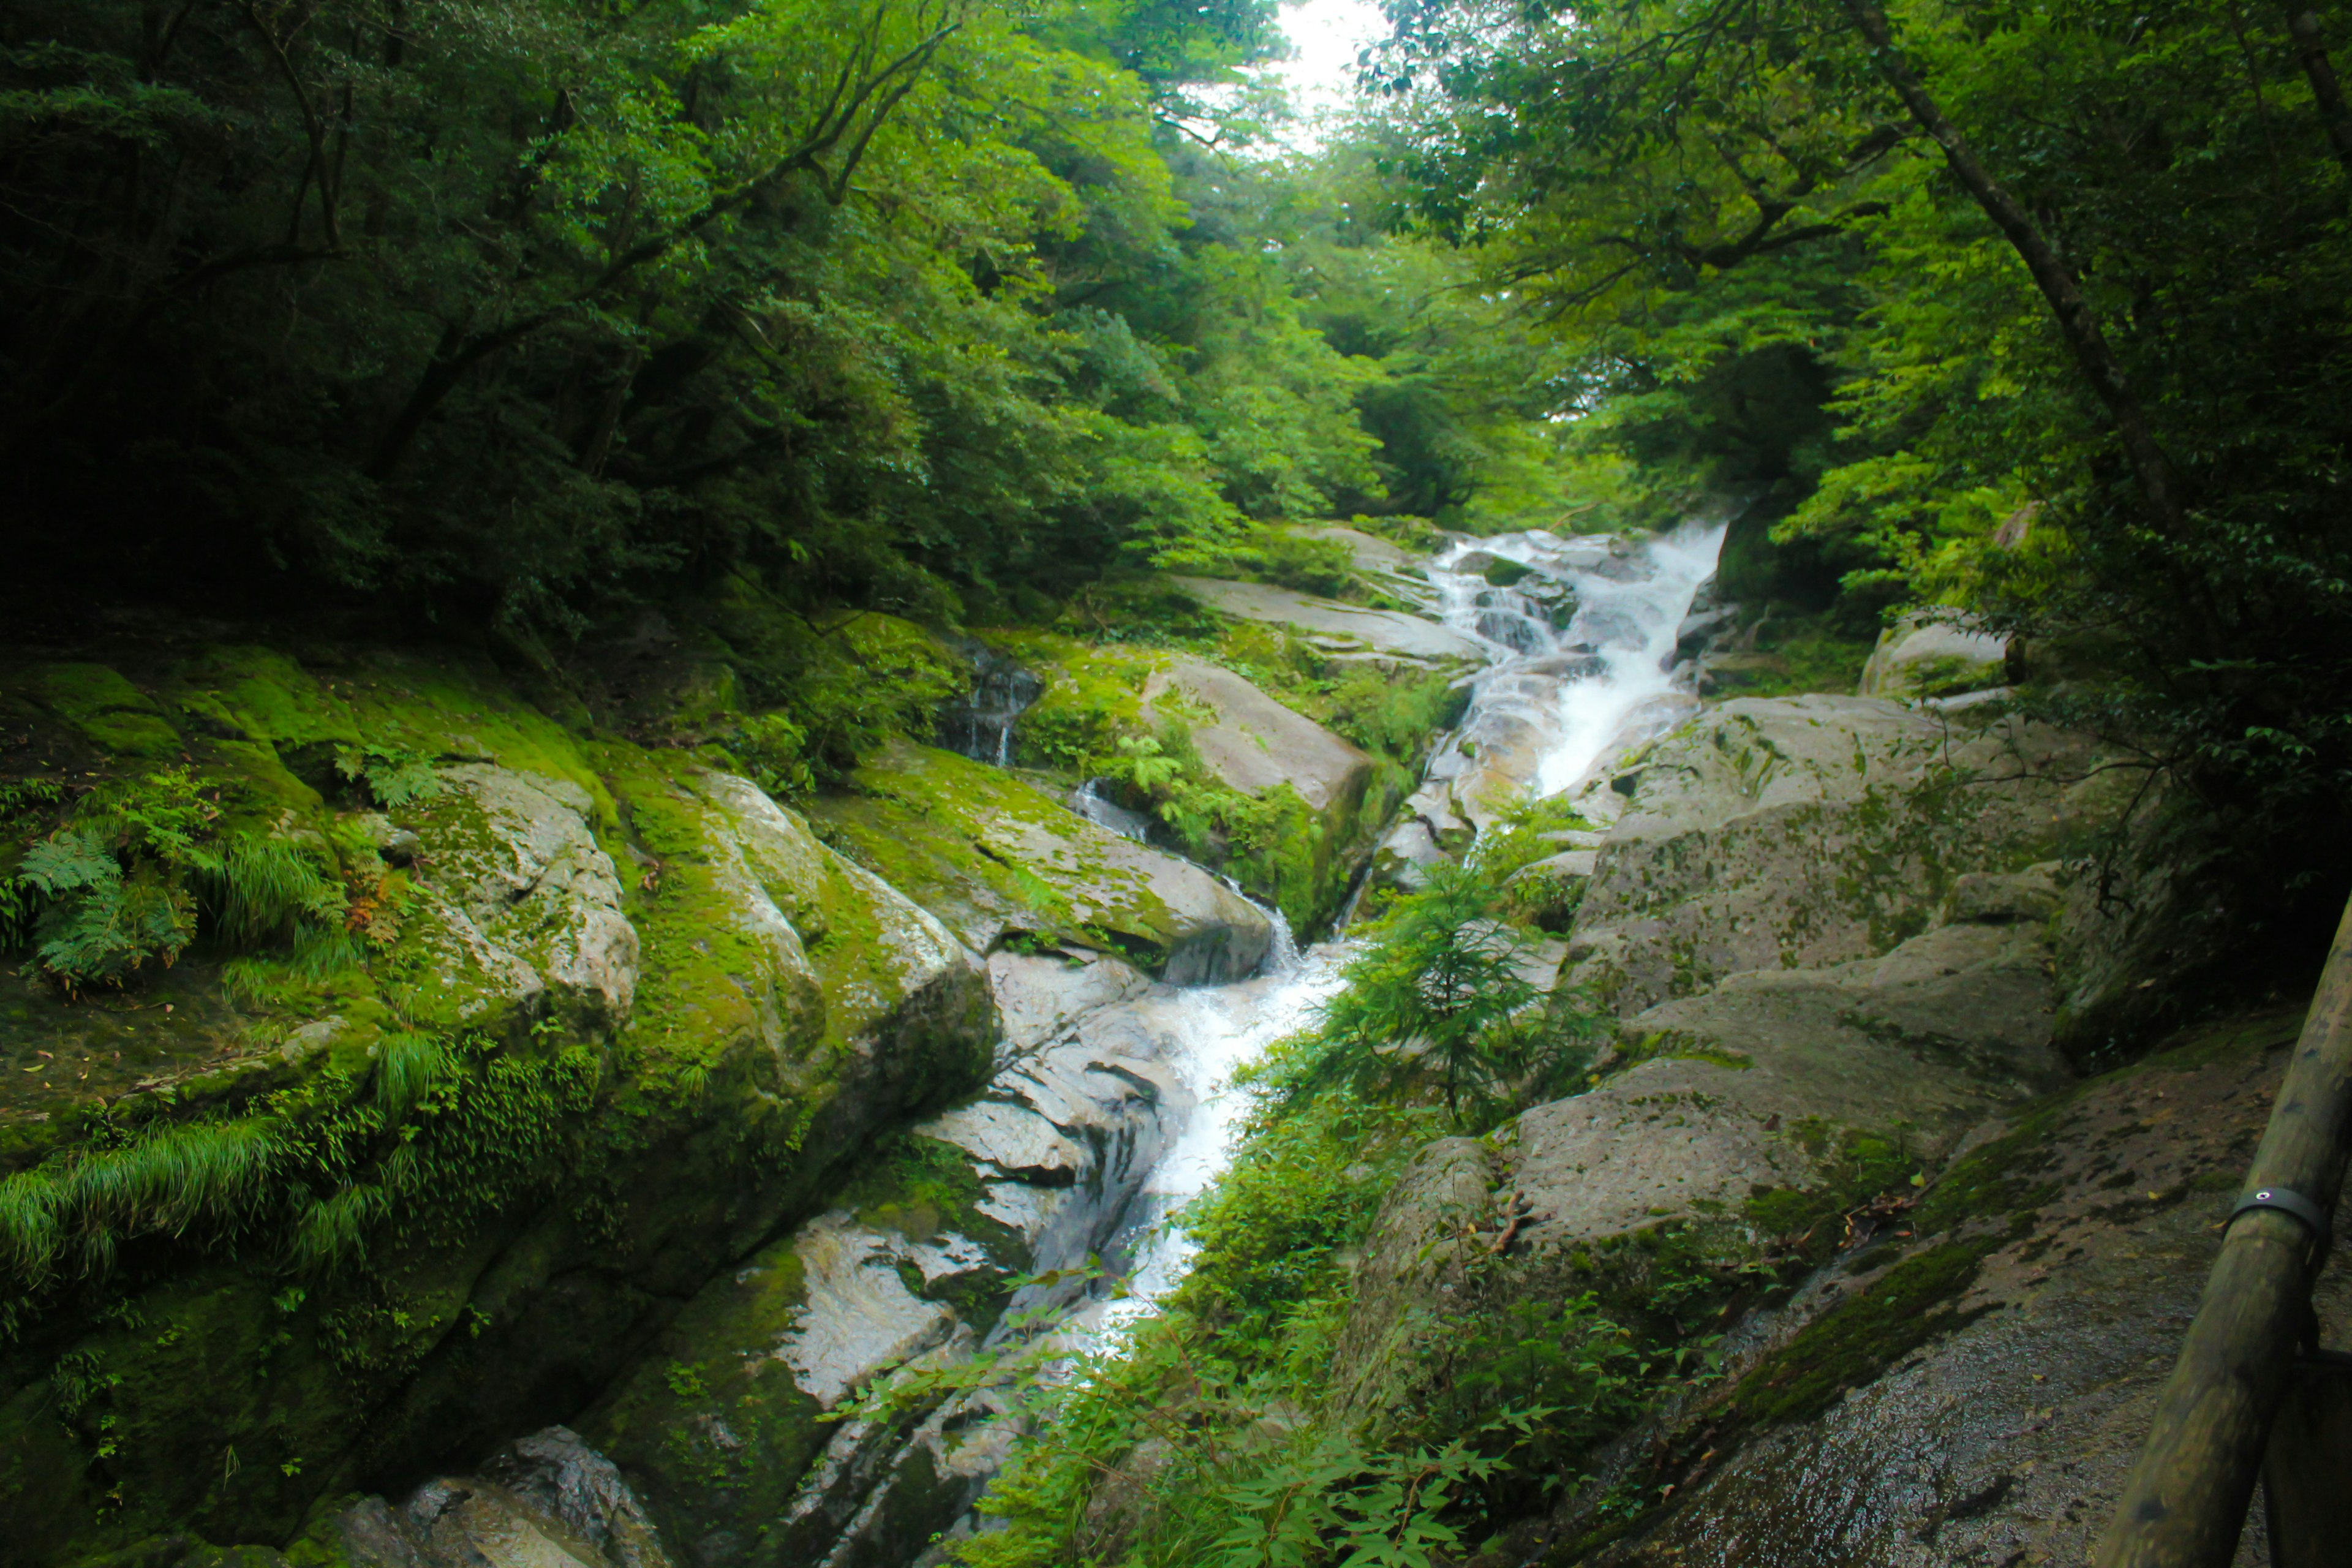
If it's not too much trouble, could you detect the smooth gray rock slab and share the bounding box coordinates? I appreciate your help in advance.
[1517,916,2067,1246]
[1141,655,1374,815]
[1168,576,1483,660]
[1565,695,2105,1017]
[987,951,1155,1059]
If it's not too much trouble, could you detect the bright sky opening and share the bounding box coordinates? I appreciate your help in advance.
[1268,0,1389,144]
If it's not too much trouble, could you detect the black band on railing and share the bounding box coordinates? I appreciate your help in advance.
[2230,1185,2334,1255]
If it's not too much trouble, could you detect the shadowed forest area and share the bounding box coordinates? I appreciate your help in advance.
[2,0,2351,1563]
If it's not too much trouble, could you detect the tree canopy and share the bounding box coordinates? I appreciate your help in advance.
[1374,0,2352,885]
[5,0,2348,886]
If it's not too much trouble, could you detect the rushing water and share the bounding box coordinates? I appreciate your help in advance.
[1069,777,1156,842]
[1079,521,1727,1340]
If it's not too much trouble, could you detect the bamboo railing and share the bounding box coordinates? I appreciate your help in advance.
[2096,893,2352,1567]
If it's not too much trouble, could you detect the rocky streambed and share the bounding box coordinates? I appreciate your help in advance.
[0,516,2285,1568]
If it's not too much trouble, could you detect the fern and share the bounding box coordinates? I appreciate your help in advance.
[26,851,197,990]
[334,744,441,808]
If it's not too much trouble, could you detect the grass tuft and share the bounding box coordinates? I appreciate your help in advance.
[292,1184,389,1274]
[195,834,343,951]
[0,1174,60,1287]
[375,1032,451,1120]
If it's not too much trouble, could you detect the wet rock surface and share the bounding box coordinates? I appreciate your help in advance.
[1578,1009,2328,1568]
[573,951,1197,1568]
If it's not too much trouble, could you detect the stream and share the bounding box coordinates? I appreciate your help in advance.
[1076,520,1728,1343]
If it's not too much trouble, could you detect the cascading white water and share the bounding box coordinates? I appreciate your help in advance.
[1079,522,1727,1341]
[1069,777,1156,843]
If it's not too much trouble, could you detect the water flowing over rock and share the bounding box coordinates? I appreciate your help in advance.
[571,951,1199,1568]
[933,644,1041,766]
[1387,526,1725,860]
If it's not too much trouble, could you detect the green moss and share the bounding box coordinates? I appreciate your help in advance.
[1730,1235,2001,1423]
[809,740,1191,970]
[24,666,184,760]
[1699,613,1875,699]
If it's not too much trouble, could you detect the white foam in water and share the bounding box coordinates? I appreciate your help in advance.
[1532,523,1727,794]
[1072,521,1725,1351]
[1081,943,1344,1341]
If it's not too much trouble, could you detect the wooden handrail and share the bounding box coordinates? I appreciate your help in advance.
[2097,892,2352,1567]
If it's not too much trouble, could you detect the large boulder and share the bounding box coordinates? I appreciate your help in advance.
[807,739,1273,984]
[336,1426,675,1568]
[578,951,1195,1568]
[1857,611,2012,699]
[0,696,1003,1562]
[398,764,639,1034]
[1562,695,2122,1019]
[1142,655,1374,823]
[1329,905,2073,1425]
[1574,1008,2325,1568]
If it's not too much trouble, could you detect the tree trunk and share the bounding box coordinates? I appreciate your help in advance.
[2284,8,2352,172]
[1834,0,2192,540]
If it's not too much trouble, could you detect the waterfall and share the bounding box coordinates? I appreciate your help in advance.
[1075,521,1727,1344]
[935,644,1041,764]
[1069,777,1155,843]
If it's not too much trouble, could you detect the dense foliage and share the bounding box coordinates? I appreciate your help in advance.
[0,0,1584,638]
[1376,0,2352,889]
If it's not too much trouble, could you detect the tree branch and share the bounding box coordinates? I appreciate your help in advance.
[1837,0,2192,541]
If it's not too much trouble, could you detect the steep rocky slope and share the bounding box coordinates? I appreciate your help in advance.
[0,586,1390,1568]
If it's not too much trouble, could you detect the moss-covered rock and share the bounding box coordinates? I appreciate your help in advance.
[1855,611,2011,700]
[806,740,1272,984]
[390,764,638,1037]
[579,951,1188,1568]
[0,642,1001,1567]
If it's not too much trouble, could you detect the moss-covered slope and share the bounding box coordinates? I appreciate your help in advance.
[0,640,998,1567]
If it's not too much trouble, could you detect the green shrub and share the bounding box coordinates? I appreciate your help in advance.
[7,768,352,991]
[1251,529,1354,596]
